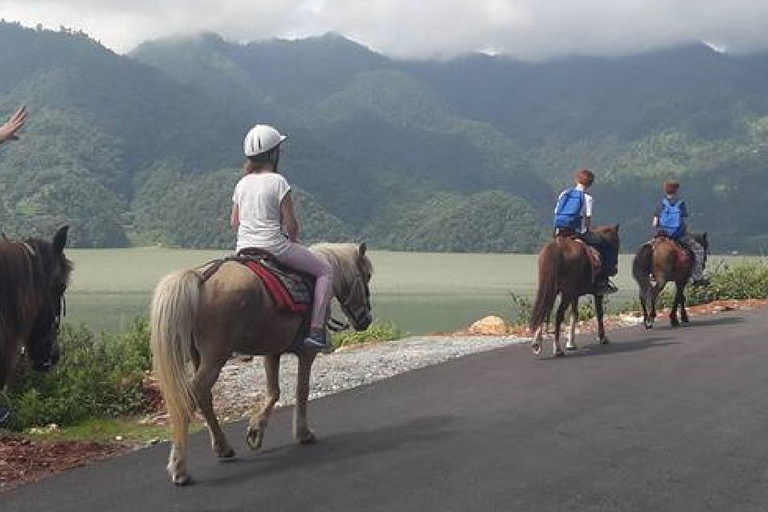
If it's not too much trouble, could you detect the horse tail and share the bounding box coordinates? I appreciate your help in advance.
[150,270,201,433]
[632,243,654,284]
[530,242,561,332]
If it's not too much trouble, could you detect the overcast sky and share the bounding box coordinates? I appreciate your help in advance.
[3,0,768,60]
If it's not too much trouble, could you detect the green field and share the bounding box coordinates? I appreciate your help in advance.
[64,248,743,336]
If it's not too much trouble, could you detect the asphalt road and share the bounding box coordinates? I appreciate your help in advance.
[4,309,768,512]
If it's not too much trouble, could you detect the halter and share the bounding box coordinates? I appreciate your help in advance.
[332,260,371,331]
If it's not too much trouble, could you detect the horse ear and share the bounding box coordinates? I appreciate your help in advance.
[53,225,69,254]
[614,224,620,231]
[358,241,367,258]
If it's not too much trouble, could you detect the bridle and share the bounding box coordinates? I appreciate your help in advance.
[328,261,371,332]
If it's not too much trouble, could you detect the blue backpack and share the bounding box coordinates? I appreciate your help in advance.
[659,198,685,239]
[554,188,584,231]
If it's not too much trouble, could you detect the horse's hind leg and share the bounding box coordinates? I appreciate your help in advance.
[679,283,690,324]
[670,283,686,327]
[566,297,579,351]
[168,416,192,485]
[192,360,234,459]
[553,299,569,357]
[246,354,281,451]
[595,294,609,344]
[294,350,318,444]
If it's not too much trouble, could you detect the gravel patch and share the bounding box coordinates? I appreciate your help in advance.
[212,335,527,420]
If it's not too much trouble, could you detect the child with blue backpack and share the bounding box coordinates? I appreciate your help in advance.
[553,168,618,295]
[653,180,707,285]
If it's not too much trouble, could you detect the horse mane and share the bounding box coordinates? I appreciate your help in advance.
[0,241,39,335]
[310,243,372,285]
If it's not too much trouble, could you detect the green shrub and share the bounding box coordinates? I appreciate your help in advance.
[331,321,402,348]
[5,318,152,431]
[649,259,768,309]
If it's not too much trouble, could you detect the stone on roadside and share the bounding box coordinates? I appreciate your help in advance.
[467,316,511,335]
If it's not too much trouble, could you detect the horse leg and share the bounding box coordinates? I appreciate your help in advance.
[246,354,281,451]
[679,282,690,324]
[294,350,318,444]
[670,283,684,327]
[648,280,666,329]
[565,297,579,351]
[167,415,192,485]
[637,279,652,329]
[192,360,234,460]
[553,299,569,357]
[595,294,609,344]
[531,325,545,356]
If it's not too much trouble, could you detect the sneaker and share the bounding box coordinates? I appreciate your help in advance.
[304,329,329,349]
[0,406,10,424]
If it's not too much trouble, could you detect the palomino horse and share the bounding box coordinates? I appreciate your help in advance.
[529,225,620,357]
[0,227,72,392]
[150,242,373,485]
[632,233,708,329]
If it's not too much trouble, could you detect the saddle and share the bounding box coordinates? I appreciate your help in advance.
[651,233,692,267]
[556,230,602,282]
[200,248,313,314]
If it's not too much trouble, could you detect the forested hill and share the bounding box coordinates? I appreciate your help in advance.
[2,22,768,252]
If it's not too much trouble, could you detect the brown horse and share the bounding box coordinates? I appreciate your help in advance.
[632,233,708,329]
[0,226,72,392]
[150,242,373,485]
[529,225,620,357]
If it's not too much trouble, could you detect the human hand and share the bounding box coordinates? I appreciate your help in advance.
[0,106,28,144]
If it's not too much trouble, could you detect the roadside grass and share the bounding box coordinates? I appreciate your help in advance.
[17,418,173,444]
[332,320,403,348]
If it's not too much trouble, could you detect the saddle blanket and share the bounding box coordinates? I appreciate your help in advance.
[573,238,602,282]
[242,257,313,314]
[651,236,691,266]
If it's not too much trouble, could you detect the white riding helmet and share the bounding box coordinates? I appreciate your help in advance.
[243,124,287,157]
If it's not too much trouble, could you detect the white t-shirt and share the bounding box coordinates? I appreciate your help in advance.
[233,172,292,255]
[555,183,593,233]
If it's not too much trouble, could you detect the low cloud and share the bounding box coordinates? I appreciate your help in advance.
[2,0,768,60]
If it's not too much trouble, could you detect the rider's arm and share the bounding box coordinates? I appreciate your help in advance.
[584,194,593,231]
[280,191,300,242]
[0,106,27,145]
[230,203,240,231]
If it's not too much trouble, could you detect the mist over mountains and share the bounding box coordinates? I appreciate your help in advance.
[2,22,767,252]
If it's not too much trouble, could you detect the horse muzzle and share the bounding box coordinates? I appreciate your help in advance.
[355,312,373,331]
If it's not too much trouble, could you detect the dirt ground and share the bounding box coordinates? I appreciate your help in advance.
[0,434,131,493]
[1,298,766,493]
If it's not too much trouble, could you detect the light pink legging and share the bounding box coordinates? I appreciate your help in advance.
[276,243,334,329]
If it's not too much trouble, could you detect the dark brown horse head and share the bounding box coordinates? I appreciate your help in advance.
[593,224,621,265]
[24,226,73,372]
[691,232,709,271]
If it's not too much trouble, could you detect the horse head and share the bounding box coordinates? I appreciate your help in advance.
[313,242,374,331]
[595,224,621,266]
[693,232,709,271]
[25,226,73,372]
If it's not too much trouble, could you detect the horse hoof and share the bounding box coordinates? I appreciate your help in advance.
[554,350,566,358]
[297,431,317,445]
[599,337,610,345]
[566,344,578,351]
[531,343,542,356]
[216,447,236,460]
[245,428,263,451]
[172,474,193,486]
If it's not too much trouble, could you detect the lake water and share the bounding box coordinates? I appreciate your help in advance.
[64,248,742,335]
